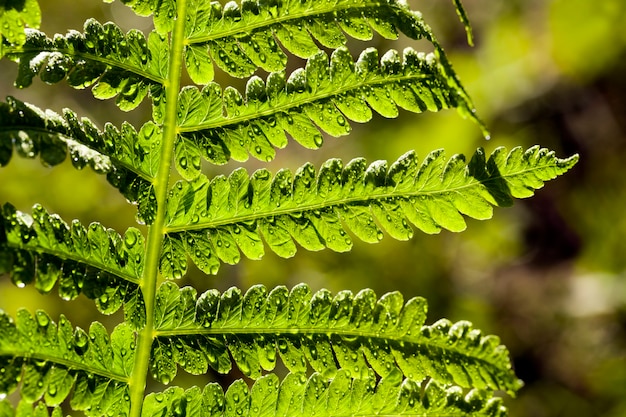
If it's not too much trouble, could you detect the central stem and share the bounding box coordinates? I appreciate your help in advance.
[128,1,188,416]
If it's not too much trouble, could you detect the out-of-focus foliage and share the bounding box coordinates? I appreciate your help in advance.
[0,0,624,416]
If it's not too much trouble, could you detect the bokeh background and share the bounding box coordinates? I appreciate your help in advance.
[1,1,625,416]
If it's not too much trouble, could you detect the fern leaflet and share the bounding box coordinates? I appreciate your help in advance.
[151,282,522,394]
[4,21,168,111]
[139,370,508,417]
[0,204,146,328]
[173,46,480,178]
[0,0,40,48]
[0,311,133,416]
[161,146,578,277]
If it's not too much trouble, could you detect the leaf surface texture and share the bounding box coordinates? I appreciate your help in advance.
[140,371,508,417]
[162,146,578,276]
[5,20,168,111]
[151,282,522,395]
[0,204,146,328]
[173,46,480,175]
[0,97,159,224]
[0,311,134,416]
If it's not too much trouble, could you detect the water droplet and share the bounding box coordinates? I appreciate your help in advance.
[74,329,89,354]
[36,311,49,328]
[191,156,201,170]
[124,231,138,247]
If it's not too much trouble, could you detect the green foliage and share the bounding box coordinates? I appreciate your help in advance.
[0,1,577,416]
[162,146,577,277]
[0,0,40,48]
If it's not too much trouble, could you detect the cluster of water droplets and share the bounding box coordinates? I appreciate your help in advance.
[1,15,29,45]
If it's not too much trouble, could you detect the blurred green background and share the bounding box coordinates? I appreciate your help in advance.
[1,0,626,416]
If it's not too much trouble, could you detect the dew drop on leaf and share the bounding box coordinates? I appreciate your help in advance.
[124,231,138,247]
[74,328,89,353]
[35,311,49,328]
[191,156,201,170]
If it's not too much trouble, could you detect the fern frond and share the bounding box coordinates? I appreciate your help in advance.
[179,0,439,83]
[0,97,158,179]
[175,46,478,176]
[161,146,578,276]
[0,204,146,327]
[102,0,439,82]
[150,283,522,395]
[141,370,508,417]
[0,310,133,416]
[0,97,159,224]
[4,20,167,111]
[0,0,40,48]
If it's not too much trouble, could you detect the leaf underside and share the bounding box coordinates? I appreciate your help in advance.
[0,97,158,224]
[160,146,578,278]
[0,311,133,417]
[0,203,146,329]
[152,282,522,395]
[138,371,508,417]
[0,283,515,417]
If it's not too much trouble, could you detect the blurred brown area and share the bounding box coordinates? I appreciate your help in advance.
[1,0,626,416]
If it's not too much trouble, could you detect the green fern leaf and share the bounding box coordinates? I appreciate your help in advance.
[0,204,146,328]
[151,283,522,394]
[0,0,40,48]
[140,370,508,417]
[0,310,133,416]
[174,46,478,173]
[4,20,167,111]
[180,0,445,82]
[162,146,578,276]
[0,97,159,178]
[0,97,159,223]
